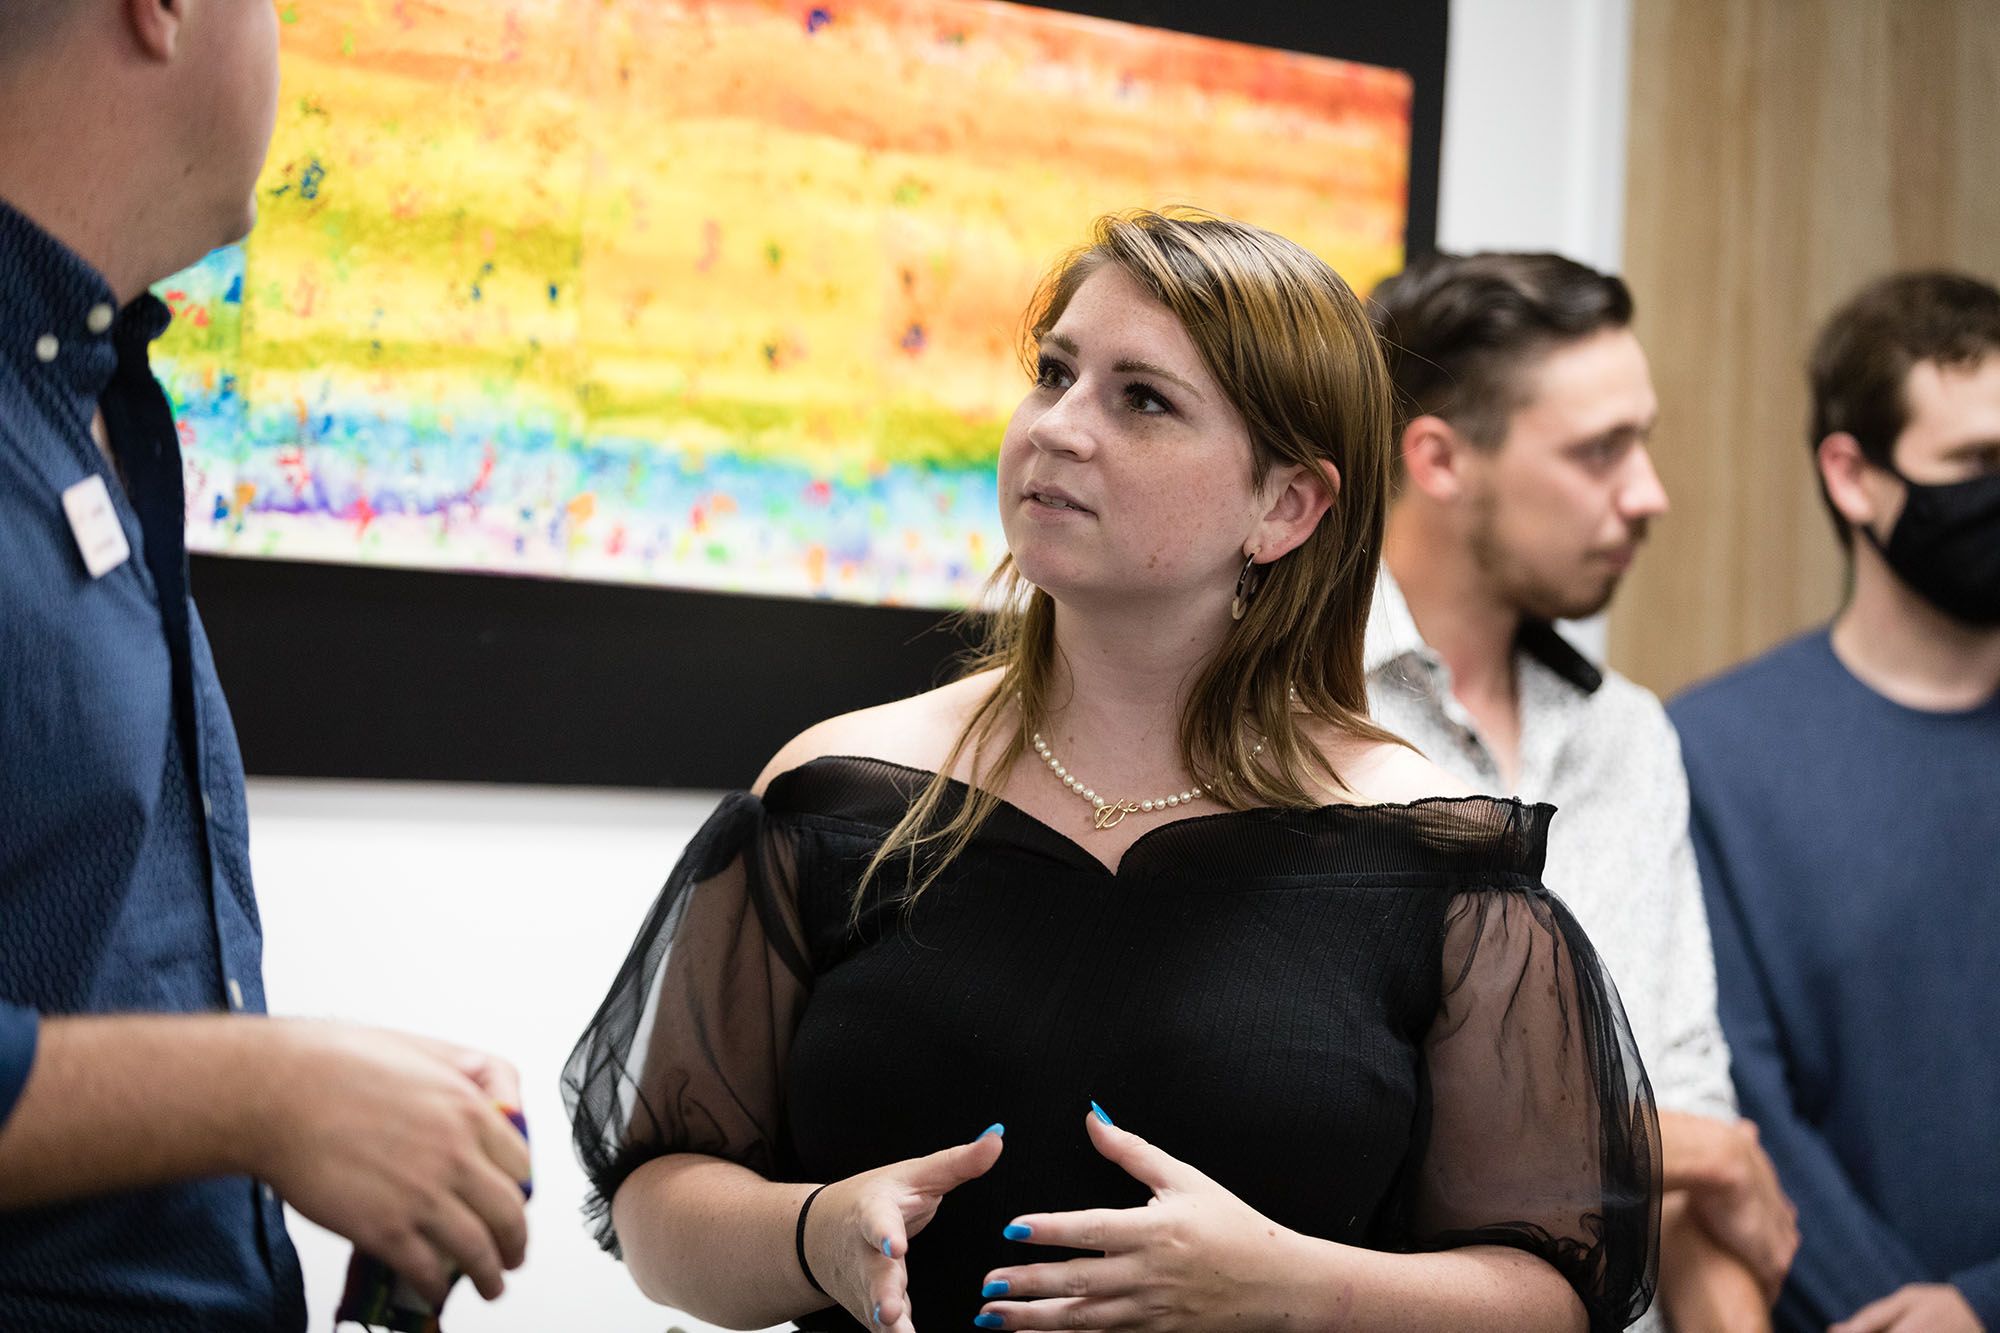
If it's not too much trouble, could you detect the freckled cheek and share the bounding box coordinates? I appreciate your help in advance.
[1121,476,1235,575]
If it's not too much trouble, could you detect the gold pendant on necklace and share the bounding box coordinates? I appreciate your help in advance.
[1091,799,1143,830]
[1031,730,1233,834]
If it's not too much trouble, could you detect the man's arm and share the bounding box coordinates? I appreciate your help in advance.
[1658,1191,1773,1333]
[0,1013,532,1305]
[1690,802,1932,1324]
[1658,1110,1796,1300]
[1647,744,1742,1127]
[1648,733,1796,1299]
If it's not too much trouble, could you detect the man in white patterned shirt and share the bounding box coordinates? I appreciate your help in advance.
[1366,252,1797,1333]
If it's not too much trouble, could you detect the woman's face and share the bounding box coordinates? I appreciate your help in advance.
[998,263,1266,608]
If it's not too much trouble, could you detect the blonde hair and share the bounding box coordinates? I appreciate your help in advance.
[859,208,1403,910]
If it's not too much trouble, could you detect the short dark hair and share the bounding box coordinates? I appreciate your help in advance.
[1808,270,2000,546]
[0,1,83,68]
[1368,251,1633,457]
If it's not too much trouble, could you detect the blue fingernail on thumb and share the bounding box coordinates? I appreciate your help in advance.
[978,1122,1004,1139]
[882,1238,894,1257]
[975,1316,1006,1329]
[1090,1100,1113,1126]
[873,1304,882,1326]
[1002,1223,1032,1240]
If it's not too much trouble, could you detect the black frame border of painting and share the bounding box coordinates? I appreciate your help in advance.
[195,0,1449,789]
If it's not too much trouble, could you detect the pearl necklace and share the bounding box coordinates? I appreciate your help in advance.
[1031,732,1264,831]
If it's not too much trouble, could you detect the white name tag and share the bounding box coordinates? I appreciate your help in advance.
[62,474,131,579]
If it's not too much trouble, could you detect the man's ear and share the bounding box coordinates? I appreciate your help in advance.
[1249,458,1339,563]
[1398,414,1472,503]
[124,0,183,61]
[1817,431,1894,534]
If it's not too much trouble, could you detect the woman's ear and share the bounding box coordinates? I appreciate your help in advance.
[1250,458,1339,563]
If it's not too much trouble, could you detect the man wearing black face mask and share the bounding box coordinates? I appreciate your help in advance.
[1670,271,2000,1333]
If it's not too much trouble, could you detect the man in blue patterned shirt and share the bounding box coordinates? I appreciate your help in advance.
[0,3,530,1328]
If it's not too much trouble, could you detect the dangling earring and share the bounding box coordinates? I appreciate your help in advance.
[1230,552,1259,621]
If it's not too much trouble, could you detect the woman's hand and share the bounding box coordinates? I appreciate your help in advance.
[975,1107,1309,1333]
[805,1124,1006,1333]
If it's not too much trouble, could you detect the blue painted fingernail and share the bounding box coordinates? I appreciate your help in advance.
[873,1304,882,1326]
[1002,1223,1032,1240]
[882,1238,894,1256]
[1090,1100,1113,1126]
[975,1316,1006,1329]
[982,1280,1010,1298]
[978,1122,1004,1139]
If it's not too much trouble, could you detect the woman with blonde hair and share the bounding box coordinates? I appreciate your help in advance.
[566,209,1660,1333]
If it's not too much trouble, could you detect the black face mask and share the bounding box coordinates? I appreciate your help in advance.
[1861,463,2000,626]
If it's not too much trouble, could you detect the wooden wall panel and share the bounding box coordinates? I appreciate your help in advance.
[1610,0,2000,697]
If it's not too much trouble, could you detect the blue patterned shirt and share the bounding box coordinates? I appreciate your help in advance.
[0,198,305,1330]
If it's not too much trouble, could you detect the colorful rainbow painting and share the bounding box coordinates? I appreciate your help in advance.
[156,0,1412,607]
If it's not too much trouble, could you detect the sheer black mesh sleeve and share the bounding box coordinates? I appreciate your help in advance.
[561,792,813,1256]
[1403,887,1661,1332]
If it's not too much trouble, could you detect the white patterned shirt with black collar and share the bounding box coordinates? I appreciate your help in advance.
[1365,572,1736,1332]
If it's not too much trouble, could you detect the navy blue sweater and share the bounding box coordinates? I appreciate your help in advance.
[1670,631,2000,1330]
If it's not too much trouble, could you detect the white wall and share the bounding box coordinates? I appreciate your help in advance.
[250,5,1634,1328]
[1437,0,1633,272]
[250,780,724,1333]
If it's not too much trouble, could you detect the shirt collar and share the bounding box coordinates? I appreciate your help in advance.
[1367,567,1605,696]
[1365,567,1433,675]
[0,194,172,403]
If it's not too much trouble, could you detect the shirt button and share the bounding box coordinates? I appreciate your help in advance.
[262,1183,277,1205]
[34,333,58,363]
[86,303,114,335]
[201,790,213,819]
[227,977,245,1010]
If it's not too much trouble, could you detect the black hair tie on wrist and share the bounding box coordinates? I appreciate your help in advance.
[796,1183,832,1296]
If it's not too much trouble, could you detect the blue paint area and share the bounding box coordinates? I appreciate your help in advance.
[806,7,833,33]
[299,159,326,201]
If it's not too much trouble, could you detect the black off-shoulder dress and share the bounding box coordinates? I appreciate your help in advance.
[565,757,1660,1332]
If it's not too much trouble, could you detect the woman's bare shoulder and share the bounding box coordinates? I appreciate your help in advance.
[751,670,1005,796]
[1316,731,1479,806]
